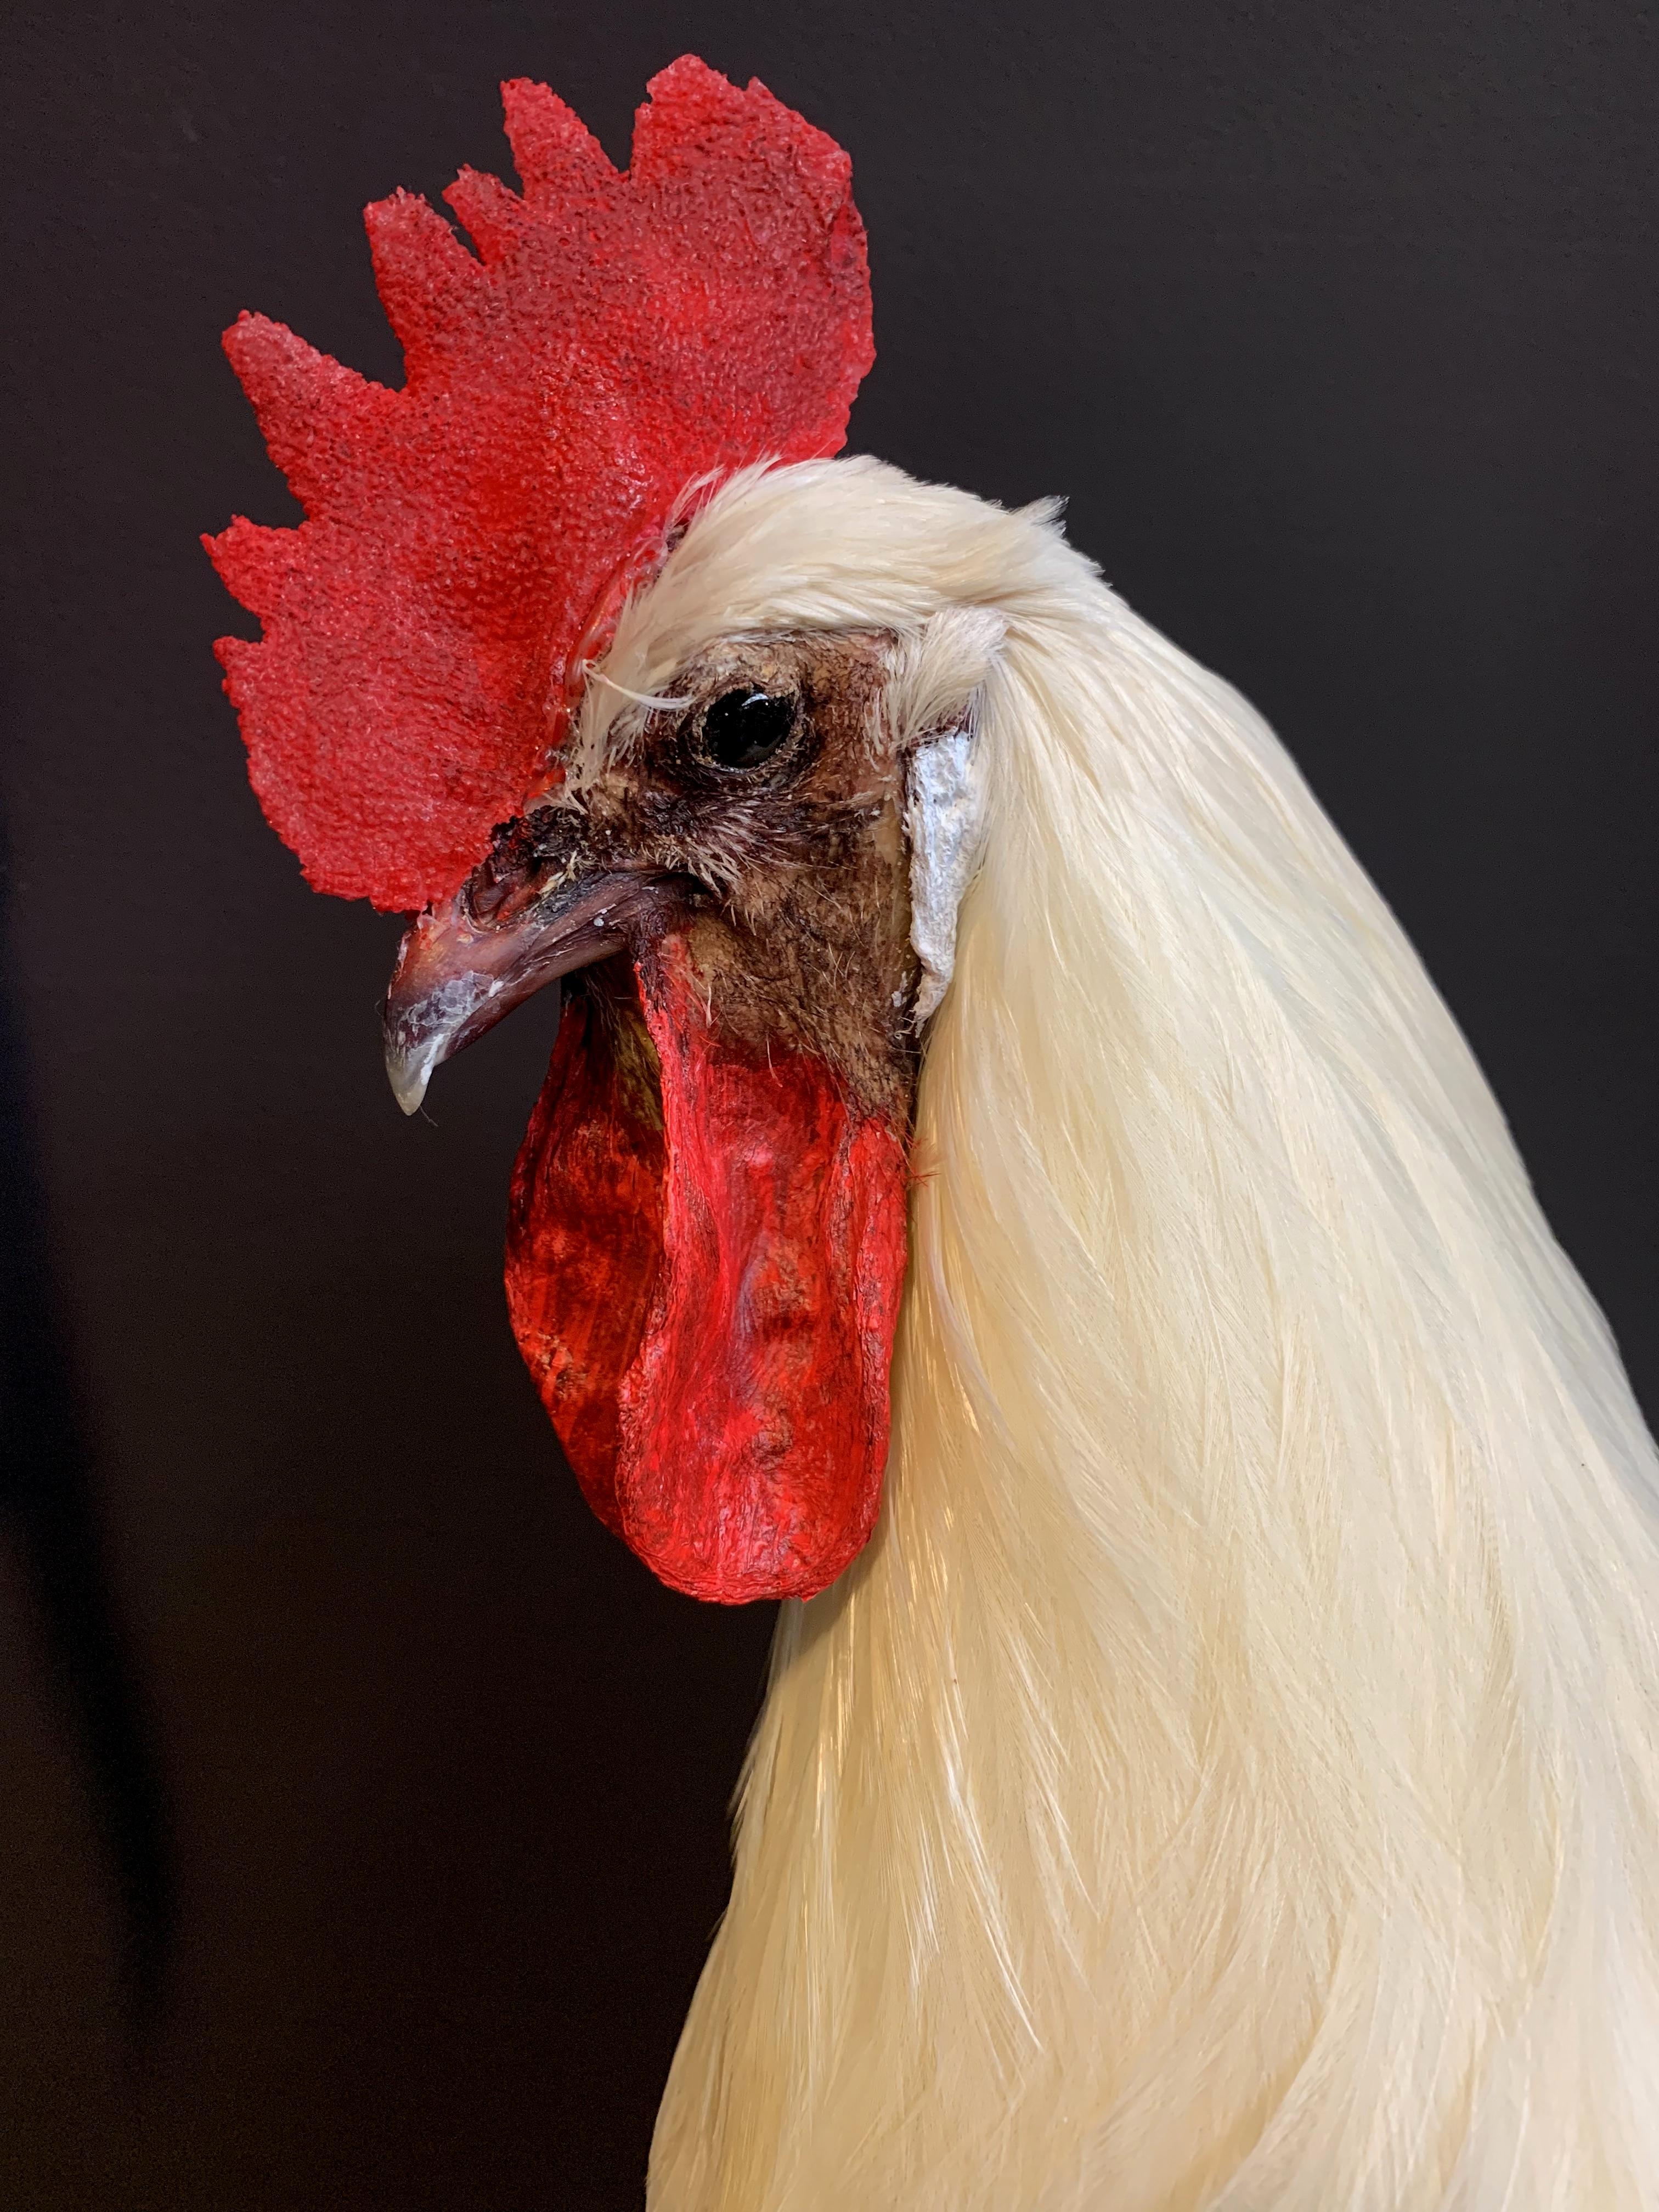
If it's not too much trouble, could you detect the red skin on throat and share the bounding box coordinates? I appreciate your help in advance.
[505,943,909,1603]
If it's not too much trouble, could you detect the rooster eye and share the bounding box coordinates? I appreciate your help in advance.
[699,687,796,771]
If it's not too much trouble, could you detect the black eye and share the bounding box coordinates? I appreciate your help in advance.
[699,687,796,771]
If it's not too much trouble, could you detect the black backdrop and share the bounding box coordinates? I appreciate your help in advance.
[3,4,1656,2206]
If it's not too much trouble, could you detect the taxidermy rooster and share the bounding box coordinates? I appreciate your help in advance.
[207,58,1659,2212]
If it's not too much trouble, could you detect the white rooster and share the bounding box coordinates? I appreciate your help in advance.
[208,58,1659,2212]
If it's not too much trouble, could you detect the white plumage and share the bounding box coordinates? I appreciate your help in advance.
[587,456,1659,2211]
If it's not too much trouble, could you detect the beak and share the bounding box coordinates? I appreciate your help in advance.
[382,840,685,1114]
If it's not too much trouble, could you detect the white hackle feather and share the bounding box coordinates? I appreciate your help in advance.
[585,457,1659,2211]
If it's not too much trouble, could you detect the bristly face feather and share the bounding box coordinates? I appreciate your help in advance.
[563,628,919,1120]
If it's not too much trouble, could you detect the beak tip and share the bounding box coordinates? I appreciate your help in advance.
[385,1048,433,1117]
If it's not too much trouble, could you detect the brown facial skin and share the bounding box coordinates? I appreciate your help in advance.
[386,628,922,1119]
[557,628,917,1116]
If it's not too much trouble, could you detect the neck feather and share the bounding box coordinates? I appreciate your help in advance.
[650,571,1659,2212]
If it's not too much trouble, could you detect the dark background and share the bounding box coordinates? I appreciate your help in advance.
[2,3,1655,2205]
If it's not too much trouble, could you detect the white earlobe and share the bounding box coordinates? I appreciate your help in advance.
[885,602,1005,1024]
[905,725,987,1026]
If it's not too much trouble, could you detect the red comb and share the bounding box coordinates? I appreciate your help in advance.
[205,58,874,912]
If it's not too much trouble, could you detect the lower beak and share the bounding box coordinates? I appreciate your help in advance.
[382,864,682,1114]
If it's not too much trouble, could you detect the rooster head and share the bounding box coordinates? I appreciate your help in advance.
[206,60,996,1602]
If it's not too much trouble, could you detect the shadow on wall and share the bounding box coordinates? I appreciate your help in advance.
[0,793,173,2034]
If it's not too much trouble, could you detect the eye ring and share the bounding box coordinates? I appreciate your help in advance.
[697,687,798,772]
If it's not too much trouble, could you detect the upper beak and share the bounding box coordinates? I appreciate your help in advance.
[382,844,684,1114]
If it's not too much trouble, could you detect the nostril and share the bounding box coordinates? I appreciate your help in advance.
[469,872,509,919]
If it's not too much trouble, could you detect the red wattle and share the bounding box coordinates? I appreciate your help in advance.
[504,949,909,1604]
[503,990,665,1536]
